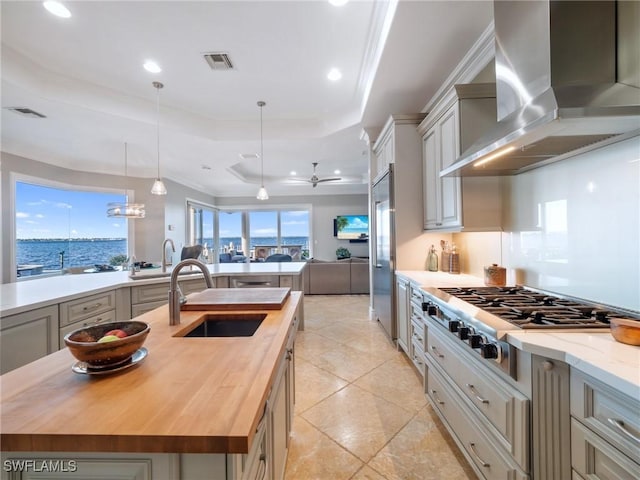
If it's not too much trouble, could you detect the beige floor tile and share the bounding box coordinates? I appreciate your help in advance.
[354,355,427,413]
[294,357,349,413]
[350,465,389,480]
[310,342,390,382]
[367,405,476,480]
[285,415,363,480]
[302,384,415,463]
[296,331,342,361]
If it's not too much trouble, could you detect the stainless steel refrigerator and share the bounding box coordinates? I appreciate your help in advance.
[372,166,395,340]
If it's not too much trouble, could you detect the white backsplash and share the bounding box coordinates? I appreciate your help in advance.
[456,135,640,312]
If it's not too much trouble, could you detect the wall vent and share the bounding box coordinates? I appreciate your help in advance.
[4,107,47,118]
[203,52,234,70]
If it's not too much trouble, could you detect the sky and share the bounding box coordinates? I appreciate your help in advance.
[15,182,128,239]
[16,182,311,240]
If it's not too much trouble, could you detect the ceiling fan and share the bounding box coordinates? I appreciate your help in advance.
[305,162,342,188]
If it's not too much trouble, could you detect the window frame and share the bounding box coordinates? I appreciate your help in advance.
[10,172,136,282]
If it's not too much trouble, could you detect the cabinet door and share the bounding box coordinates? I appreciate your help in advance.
[395,278,409,354]
[438,105,462,229]
[270,359,289,480]
[422,128,440,229]
[0,306,58,374]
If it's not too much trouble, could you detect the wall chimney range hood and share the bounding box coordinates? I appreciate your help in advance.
[442,0,640,177]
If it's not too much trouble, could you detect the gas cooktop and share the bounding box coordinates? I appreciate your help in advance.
[437,286,639,329]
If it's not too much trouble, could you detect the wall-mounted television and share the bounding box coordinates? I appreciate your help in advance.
[334,215,369,240]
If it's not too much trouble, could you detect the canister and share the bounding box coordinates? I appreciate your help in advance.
[484,264,506,286]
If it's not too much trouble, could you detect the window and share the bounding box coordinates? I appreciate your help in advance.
[14,181,129,279]
[187,204,311,262]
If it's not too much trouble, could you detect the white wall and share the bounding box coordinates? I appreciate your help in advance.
[455,136,640,311]
[214,194,369,260]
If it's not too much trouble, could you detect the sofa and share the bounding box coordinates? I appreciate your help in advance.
[303,257,369,295]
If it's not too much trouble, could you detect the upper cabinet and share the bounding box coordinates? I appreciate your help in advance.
[419,84,504,232]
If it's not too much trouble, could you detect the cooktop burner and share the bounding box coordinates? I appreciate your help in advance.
[438,286,639,330]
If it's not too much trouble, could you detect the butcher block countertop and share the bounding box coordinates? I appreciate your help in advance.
[0,291,302,454]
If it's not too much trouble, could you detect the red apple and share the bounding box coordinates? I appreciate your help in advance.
[104,329,127,339]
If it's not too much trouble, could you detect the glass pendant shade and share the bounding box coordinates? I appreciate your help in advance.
[256,186,269,200]
[151,178,167,195]
[107,142,145,218]
[256,100,268,200]
[151,81,167,195]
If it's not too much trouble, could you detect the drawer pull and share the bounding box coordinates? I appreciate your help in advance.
[412,354,423,367]
[466,384,489,404]
[469,442,490,467]
[82,317,104,327]
[82,302,103,312]
[608,418,640,444]
[430,345,444,358]
[430,389,445,405]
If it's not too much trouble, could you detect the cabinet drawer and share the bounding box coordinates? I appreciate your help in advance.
[427,365,529,480]
[571,418,640,480]
[131,284,169,305]
[131,300,167,317]
[59,291,116,327]
[426,327,461,383]
[428,326,529,471]
[410,318,425,352]
[409,283,424,305]
[59,309,116,345]
[279,275,293,288]
[230,275,279,288]
[570,369,640,463]
[180,278,210,296]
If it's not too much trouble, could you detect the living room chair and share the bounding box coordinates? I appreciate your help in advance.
[265,253,292,262]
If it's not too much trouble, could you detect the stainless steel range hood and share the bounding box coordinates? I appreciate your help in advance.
[442,0,640,177]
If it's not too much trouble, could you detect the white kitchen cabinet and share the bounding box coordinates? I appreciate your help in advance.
[130,278,210,317]
[419,83,504,232]
[0,305,58,374]
[570,369,640,479]
[395,275,410,355]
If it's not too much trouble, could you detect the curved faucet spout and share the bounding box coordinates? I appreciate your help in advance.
[161,238,176,273]
[168,259,213,325]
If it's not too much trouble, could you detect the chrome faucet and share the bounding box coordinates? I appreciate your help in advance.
[168,258,213,325]
[161,238,176,273]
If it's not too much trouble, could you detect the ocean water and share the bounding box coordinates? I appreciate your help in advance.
[17,239,127,269]
[17,237,310,270]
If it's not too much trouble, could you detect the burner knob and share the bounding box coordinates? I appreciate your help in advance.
[458,326,470,340]
[421,302,438,316]
[480,343,498,359]
[469,334,484,349]
[448,320,460,333]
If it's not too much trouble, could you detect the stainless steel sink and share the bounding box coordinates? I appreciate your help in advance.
[176,313,267,337]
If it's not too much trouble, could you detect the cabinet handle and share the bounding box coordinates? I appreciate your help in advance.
[430,389,445,405]
[607,418,640,444]
[82,317,104,327]
[469,443,490,467]
[412,354,423,367]
[257,453,267,480]
[430,345,444,358]
[466,384,489,404]
[435,222,443,226]
[286,348,293,361]
[82,302,102,312]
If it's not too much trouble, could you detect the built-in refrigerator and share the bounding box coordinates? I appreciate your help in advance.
[371,166,394,340]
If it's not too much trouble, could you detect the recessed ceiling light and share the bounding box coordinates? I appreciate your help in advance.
[328,0,349,6]
[43,1,71,18]
[290,171,297,176]
[334,169,341,175]
[327,68,342,82]
[201,165,212,170]
[239,153,259,160]
[143,60,162,73]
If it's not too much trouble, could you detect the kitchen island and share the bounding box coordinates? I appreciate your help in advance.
[0,290,302,480]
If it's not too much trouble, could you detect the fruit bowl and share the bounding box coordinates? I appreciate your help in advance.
[609,318,640,346]
[64,321,150,367]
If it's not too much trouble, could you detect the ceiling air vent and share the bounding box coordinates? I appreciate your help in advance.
[203,52,234,70]
[4,107,47,118]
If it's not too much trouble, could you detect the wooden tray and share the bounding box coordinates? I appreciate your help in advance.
[181,287,290,311]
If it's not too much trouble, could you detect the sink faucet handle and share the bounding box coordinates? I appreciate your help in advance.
[177,284,187,305]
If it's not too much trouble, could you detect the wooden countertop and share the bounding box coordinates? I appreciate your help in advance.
[0,291,302,454]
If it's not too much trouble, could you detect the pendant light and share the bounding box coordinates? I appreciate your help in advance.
[107,142,146,218]
[150,81,168,195]
[256,100,269,200]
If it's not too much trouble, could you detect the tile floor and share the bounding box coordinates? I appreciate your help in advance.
[284,295,477,480]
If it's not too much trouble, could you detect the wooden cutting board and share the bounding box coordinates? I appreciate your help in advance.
[181,287,290,311]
